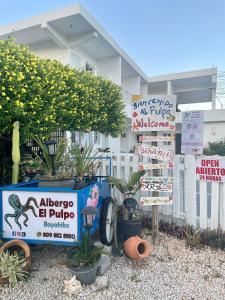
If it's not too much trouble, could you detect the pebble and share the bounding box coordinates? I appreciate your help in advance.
[1,232,225,299]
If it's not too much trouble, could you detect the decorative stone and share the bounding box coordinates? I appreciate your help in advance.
[91,275,109,291]
[63,276,82,297]
[97,254,111,276]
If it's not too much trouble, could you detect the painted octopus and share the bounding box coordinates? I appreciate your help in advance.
[4,194,39,230]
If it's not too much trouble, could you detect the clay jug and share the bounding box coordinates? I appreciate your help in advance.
[124,236,153,260]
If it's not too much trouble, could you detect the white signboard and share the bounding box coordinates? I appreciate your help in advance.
[140,196,173,206]
[2,191,78,242]
[141,182,173,192]
[181,111,204,154]
[141,176,175,183]
[196,157,225,182]
[136,144,175,161]
[139,135,175,143]
[132,95,176,132]
[139,162,174,170]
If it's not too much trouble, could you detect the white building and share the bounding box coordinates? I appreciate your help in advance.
[0,4,224,153]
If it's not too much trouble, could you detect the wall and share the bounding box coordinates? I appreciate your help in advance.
[203,122,225,147]
[30,40,70,64]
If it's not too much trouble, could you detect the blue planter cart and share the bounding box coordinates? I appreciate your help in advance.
[0,179,111,246]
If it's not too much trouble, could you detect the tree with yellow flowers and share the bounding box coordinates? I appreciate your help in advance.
[0,39,125,140]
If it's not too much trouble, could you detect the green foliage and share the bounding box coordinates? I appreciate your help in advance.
[67,232,101,268]
[69,143,100,182]
[0,39,125,140]
[32,137,69,178]
[0,251,27,287]
[203,141,225,156]
[107,170,146,200]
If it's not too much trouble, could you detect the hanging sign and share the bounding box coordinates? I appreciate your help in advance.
[139,135,175,143]
[132,95,176,132]
[196,157,225,182]
[181,111,204,154]
[141,182,173,192]
[2,191,78,243]
[140,196,173,206]
[136,144,175,161]
[141,176,175,183]
[139,162,174,170]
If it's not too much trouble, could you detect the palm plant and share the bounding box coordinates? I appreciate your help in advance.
[69,143,100,182]
[107,170,146,200]
[67,232,101,268]
[33,136,69,178]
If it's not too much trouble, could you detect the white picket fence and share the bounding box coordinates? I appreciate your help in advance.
[109,153,225,230]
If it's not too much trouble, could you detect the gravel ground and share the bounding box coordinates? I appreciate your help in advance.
[1,232,225,300]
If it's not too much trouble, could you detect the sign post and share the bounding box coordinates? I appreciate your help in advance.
[152,131,159,244]
[132,94,176,245]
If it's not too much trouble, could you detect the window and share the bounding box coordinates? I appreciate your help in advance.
[71,131,83,145]
[94,131,100,145]
[85,62,97,75]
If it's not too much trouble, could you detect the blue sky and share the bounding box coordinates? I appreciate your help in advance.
[0,0,225,76]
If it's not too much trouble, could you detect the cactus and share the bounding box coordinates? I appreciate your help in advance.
[12,121,20,184]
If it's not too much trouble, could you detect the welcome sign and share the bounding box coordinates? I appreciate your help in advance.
[2,191,78,243]
[132,95,176,132]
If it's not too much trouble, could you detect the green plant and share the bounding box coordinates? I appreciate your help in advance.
[203,141,225,156]
[69,143,100,182]
[12,121,20,184]
[67,232,101,268]
[107,170,146,200]
[0,251,27,287]
[0,39,125,140]
[183,224,201,248]
[32,137,69,178]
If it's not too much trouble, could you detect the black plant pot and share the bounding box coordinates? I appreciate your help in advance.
[73,180,89,190]
[117,218,142,244]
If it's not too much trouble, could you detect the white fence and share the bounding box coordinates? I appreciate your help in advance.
[111,153,225,230]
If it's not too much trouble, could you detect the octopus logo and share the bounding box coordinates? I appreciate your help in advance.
[4,194,39,230]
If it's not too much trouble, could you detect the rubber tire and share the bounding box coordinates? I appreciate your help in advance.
[100,197,115,246]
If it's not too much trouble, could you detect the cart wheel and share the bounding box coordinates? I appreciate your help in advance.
[100,197,115,246]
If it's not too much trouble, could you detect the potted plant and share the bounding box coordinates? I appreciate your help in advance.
[66,231,102,285]
[29,137,75,187]
[0,251,28,287]
[107,170,145,244]
[69,143,101,189]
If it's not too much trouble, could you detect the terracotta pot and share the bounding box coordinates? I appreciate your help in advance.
[124,236,153,260]
[0,240,31,273]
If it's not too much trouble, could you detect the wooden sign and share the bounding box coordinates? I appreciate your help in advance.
[139,162,174,170]
[140,196,173,206]
[136,144,175,161]
[141,182,173,192]
[141,176,175,183]
[139,135,175,143]
[132,95,176,132]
